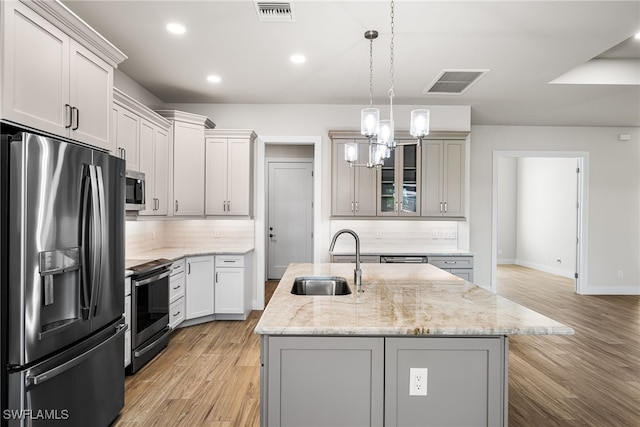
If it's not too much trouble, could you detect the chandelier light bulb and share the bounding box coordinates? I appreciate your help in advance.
[361,108,380,137]
[344,142,358,162]
[410,109,430,138]
[377,119,394,146]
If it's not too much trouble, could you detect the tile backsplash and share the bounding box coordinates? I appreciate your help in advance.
[329,220,461,253]
[125,219,255,258]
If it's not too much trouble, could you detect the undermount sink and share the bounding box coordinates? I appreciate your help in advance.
[291,276,352,296]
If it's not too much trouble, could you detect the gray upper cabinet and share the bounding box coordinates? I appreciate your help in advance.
[331,134,377,216]
[422,140,466,218]
[330,131,467,219]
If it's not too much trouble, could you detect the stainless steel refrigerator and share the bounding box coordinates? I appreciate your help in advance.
[0,124,126,426]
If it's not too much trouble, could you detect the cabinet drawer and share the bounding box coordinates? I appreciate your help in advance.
[428,256,473,269]
[169,297,185,329]
[169,271,185,302]
[215,255,244,267]
[171,259,185,275]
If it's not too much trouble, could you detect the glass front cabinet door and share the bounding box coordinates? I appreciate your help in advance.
[377,143,421,216]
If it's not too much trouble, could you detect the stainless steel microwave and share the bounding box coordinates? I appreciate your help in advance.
[125,170,145,211]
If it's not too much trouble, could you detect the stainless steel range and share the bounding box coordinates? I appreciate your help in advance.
[127,259,172,374]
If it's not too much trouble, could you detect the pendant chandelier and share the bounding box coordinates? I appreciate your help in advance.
[345,0,430,168]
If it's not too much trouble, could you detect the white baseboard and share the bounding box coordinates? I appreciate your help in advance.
[497,258,516,265]
[514,260,575,279]
[580,285,640,295]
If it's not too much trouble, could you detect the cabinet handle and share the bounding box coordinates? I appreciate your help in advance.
[355,201,358,212]
[223,201,227,212]
[444,201,448,213]
[172,311,181,317]
[215,272,218,283]
[187,263,190,274]
[173,285,181,290]
[351,201,354,212]
[439,202,444,213]
[119,147,126,160]
[175,200,179,212]
[227,201,230,212]
[65,104,73,129]
[444,261,457,264]
[72,106,79,131]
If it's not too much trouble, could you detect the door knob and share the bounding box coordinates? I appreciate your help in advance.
[269,234,274,238]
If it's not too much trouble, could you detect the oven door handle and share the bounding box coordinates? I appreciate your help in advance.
[134,328,171,358]
[133,269,171,287]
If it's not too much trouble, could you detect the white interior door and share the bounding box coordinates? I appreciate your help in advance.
[268,162,313,279]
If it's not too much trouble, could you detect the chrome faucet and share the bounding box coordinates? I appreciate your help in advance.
[329,229,363,293]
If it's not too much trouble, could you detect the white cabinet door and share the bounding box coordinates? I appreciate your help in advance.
[185,256,214,319]
[227,138,251,215]
[2,3,70,136]
[205,137,228,215]
[115,106,139,171]
[138,119,154,215]
[154,127,170,215]
[1,2,115,152]
[68,40,113,151]
[214,267,244,314]
[174,122,205,216]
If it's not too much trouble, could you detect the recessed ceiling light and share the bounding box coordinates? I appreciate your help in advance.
[290,54,306,64]
[207,75,221,83]
[166,23,186,35]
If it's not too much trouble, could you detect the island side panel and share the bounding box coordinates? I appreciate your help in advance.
[384,336,507,427]
[264,336,384,426]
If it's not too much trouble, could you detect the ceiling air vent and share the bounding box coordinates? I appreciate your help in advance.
[424,69,488,95]
[255,2,295,22]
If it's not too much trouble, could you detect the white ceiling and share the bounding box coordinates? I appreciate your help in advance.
[62,0,640,126]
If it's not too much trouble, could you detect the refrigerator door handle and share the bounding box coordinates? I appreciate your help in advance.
[93,165,107,316]
[87,165,103,318]
[80,165,93,319]
[26,323,127,386]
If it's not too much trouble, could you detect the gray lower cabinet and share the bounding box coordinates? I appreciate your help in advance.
[263,336,384,426]
[428,256,474,282]
[385,337,506,427]
[261,335,506,427]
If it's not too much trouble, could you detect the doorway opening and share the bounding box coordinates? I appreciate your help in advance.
[491,151,589,294]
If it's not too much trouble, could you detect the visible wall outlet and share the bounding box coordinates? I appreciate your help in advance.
[376,231,383,239]
[618,270,624,279]
[214,229,221,238]
[409,368,428,396]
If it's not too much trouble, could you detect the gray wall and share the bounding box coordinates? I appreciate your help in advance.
[471,125,639,294]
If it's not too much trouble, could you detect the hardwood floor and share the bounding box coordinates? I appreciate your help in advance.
[496,265,640,427]
[115,272,639,426]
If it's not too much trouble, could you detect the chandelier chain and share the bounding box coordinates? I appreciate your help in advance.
[369,37,374,107]
[388,0,395,117]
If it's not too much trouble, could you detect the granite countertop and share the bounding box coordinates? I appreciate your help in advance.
[255,263,574,336]
[125,246,254,269]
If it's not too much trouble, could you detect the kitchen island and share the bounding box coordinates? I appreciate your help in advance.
[255,263,573,427]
